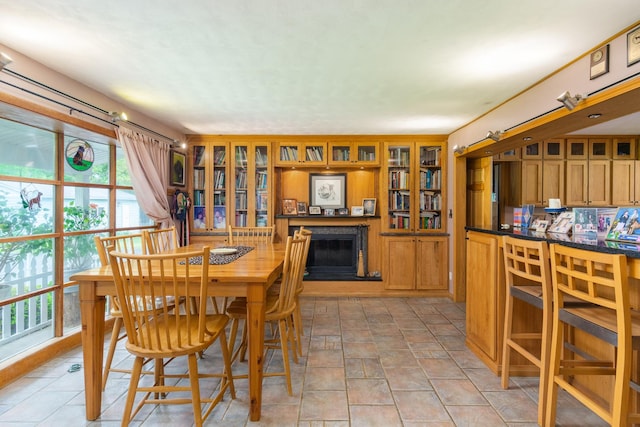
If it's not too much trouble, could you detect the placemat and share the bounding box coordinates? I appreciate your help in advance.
[186,245,254,265]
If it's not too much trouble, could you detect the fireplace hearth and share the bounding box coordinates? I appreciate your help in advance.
[289,225,369,281]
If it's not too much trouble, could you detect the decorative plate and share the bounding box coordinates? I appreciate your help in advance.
[211,248,238,255]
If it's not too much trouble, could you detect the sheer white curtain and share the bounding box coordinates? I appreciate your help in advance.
[117,127,174,228]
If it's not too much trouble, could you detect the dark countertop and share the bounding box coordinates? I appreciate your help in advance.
[465,226,640,259]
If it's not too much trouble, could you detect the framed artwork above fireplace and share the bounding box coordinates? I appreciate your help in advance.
[310,173,346,209]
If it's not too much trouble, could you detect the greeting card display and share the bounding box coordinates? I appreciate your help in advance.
[605,207,640,243]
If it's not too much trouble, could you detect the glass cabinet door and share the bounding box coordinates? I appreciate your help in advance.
[254,144,270,226]
[192,144,208,230]
[233,144,249,226]
[386,144,412,230]
[418,145,443,230]
[212,145,227,230]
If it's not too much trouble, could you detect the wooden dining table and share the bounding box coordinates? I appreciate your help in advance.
[71,242,286,422]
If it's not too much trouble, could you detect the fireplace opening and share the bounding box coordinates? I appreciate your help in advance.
[288,225,369,281]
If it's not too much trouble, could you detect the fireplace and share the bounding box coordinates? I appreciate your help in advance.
[288,225,368,281]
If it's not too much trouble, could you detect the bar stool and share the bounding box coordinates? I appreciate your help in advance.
[545,243,640,426]
[501,236,552,426]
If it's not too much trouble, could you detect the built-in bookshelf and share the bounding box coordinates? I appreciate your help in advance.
[387,145,412,230]
[190,142,228,232]
[419,146,442,230]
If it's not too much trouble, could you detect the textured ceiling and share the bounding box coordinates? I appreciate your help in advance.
[0,1,638,135]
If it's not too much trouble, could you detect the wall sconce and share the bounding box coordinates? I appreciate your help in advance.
[453,145,466,155]
[109,111,128,122]
[0,52,12,71]
[486,130,502,142]
[556,91,586,111]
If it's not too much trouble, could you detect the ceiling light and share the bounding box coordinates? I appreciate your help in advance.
[556,91,586,111]
[523,136,533,141]
[486,130,502,142]
[0,52,12,71]
[453,145,466,155]
[109,111,128,122]
[588,113,602,119]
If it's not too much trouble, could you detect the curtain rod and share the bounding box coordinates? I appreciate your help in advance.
[0,68,179,146]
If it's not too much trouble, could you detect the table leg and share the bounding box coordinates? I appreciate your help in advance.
[246,281,266,421]
[79,280,106,420]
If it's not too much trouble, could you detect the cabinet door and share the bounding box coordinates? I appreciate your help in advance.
[465,232,499,361]
[611,160,636,205]
[384,144,413,231]
[520,160,542,206]
[418,145,444,230]
[355,142,380,166]
[275,142,301,166]
[588,138,611,159]
[384,237,416,289]
[613,138,637,160]
[191,144,210,231]
[541,160,564,207]
[565,160,588,206]
[254,144,270,226]
[543,139,565,159]
[416,237,447,290]
[521,142,542,159]
[566,138,588,160]
[587,160,610,206]
[232,144,249,226]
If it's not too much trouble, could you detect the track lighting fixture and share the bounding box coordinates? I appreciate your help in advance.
[109,111,128,122]
[0,52,12,71]
[453,145,467,155]
[486,130,502,142]
[556,91,586,111]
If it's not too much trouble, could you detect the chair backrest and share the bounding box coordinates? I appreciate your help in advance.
[108,246,212,353]
[94,233,146,266]
[502,236,552,305]
[227,225,275,245]
[144,226,179,254]
[292,227,312,294]
[549,243,629,314]
[268,235,308,315]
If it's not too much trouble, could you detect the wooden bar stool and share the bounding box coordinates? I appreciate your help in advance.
[545,243,640,426]
[501,236,552,426]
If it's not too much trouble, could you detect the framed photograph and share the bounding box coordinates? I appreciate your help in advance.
[170,150,186,187]
[296,201,307,215]
[363,198,376,216]
[309,173,346,209]
[309,205,322,215]
[213,206,226,229]
[282,198,298,215]
[193,206,206,229]
[628,26,640,66]
[573,208,598,235]
[324,208,335,216]
[590,44,609,79]
[338,208,349,216]
[606,207,640,242]
[351,206,364,216]
[548,211,574,234]
[535,220,549,232]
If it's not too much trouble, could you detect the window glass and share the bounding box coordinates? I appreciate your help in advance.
[0,181,54,236]
[63,136,110,184]
[116,189,153,228]
[0,118,56,179]
[115,145,132,187]
[63,186,109,232]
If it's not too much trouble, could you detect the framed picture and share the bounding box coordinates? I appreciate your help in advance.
[282,198,298,215]
[170,150,186,186]
[573,208,598,235]
[535,220,549,232]
[324,208,335,216]
[309,205,322,215]
[351,206,364,216]
[213,206,226,229]
[590,44,609,79]
[296,201,307,215]
[338,208,349,216]
[627,25,640,67]
[606,207,640,242]
[548,211,574,234]
[362,198,376,216]
[309,173,346,209]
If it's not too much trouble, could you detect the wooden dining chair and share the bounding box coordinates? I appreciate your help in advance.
[108,245,235,426]
[94,233,160,389]
[144,226,179,254]
[227,224,275,245]
[291,227,312,357]
[545,243,640,426]
[226,235,307,395]
[501,236,552,425]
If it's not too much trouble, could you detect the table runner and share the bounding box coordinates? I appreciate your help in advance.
[186,245,254,265]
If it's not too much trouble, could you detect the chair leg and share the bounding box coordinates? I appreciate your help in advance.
[293,303,304,357]
[187,353,203,427]
[102,316,123,390]
[122,356,144,426]
[278,318,293,396]
[544,309,563,427]
[218,328,236,399]
[501,294,514,390]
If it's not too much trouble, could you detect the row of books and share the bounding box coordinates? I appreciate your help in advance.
[255,170,268,189]
[255,148,269,167]
[235,147,248,167]
[358,148,376,161]
[235,170,247,188]
[305,146,323,161]
[279,146,299,161]
[420,147,441,166]
[194,146,206,166]
[235,191,247,210]
[420,212,441,229]
[193,169,206,189]
[389,190,410,210]
[214,170,225,189]
[213,148,226,165]
[420,191,441,210]
[389,170,410,189]
[192,190,205,206]
[255,191,268,211]
[389,212,411,229]
[388,148,410,167]
[420,169,441,190]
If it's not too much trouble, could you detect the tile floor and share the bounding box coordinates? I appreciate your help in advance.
[0,297,607,426]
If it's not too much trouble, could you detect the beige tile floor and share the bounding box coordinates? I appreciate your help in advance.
[0,297,608,426]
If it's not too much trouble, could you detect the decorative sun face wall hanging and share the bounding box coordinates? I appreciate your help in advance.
[65,139,94,171]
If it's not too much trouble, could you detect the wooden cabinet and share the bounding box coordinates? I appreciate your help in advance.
[493,148,520,162]
[565,159,610,206]
[613,137,637,160]
[465,231,503,372]
[190,140,229,232]
[520,160,564,207]
[382,140,445,232]
[588,138,611,159]
[611,160,640,205]
[566,138,588,159]
[230,142,272,226]
[543,138,565,159]
[383,235,448,290]
[328,140,380,166]
[521,142,542,159]
[275,141,327,167]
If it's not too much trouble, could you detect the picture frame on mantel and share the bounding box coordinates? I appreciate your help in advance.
[310,173,346,209]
